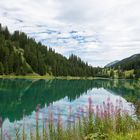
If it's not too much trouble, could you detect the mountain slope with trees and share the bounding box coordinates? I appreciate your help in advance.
[107,54,140,70]
[104,54,140,78]
[0,24,100,76]
[0,23,140,78]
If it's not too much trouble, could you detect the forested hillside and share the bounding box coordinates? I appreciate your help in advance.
[105,54,140,78]
[0,24,100,76]
[108,54,140,70]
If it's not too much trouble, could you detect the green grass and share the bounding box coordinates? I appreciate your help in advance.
[0,74,120,80]
[0,74,97,80]
[0,68,138,80]
[124,70,134,79]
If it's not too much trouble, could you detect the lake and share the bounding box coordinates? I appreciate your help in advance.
[0,78,139,135]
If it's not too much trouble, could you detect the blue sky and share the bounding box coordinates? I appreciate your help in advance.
[0,0,140,66]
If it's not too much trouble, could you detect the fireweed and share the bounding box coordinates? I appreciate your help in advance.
[0,97,140,140]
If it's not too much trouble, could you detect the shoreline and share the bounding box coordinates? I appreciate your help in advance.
[0,75,113,80]
[0,75,138,80]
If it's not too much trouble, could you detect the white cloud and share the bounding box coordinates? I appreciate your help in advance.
[0,0,140,66]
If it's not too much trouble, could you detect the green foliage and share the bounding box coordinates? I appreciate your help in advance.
[108,54,140,71]
[1,23,139,79]
[105,54,140,79]
[0,24,100,76]
[134,69,140,78]
[118,69,125,79]
[0,62,4,75]
[110,69,114,78]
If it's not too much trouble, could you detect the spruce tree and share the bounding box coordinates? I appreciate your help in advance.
[0,62,4,75]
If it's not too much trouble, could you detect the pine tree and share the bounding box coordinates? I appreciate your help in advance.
[4,62,9,74]
[0,24,1,32]
[4,26,10,40]
[110,69,114,78]
[0,62,4,75]
[8,52,14,73]
[134,69,140,78]
[0,23,101,77]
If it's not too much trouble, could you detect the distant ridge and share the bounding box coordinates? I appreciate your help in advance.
[105,54,140,70]
[105,60,119,68]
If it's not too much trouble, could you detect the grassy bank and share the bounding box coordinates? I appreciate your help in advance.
[0,74,97,80]
[0,97,140,140]
[0,74,135,80]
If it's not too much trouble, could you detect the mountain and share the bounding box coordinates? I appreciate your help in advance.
[107,54,140,70]
[0,24,100,76]
[105,60,119,68]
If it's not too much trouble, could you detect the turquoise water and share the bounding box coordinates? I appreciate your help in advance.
[0,78,139,134]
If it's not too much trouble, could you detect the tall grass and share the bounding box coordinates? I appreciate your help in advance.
[0,97,140,140]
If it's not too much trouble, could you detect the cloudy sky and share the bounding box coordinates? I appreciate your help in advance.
[0,0,140,66]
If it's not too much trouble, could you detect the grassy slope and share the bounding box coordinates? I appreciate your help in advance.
[14,47,33,72]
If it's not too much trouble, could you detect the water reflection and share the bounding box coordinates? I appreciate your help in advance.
[0,79,139,122]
